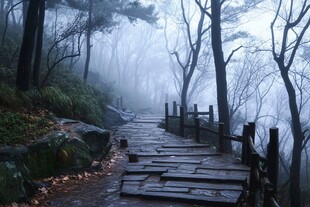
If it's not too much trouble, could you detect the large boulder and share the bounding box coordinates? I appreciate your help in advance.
[25,131,69,178]
[0,146,36,204]
[25,131,94,178]
[104,105,135,129]
[73,123,112,160]
[56,137,92,172]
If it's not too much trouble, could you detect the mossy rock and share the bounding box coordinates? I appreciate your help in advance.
[56,137,92,171]
[0,161,35,204]
[25,131,69,178]
[74,123,111,160]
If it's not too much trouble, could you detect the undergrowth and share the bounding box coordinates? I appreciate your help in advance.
[0,67,112,146]
[0,112,55,146]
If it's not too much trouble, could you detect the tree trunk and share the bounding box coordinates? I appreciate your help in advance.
[16,0,39,91]
[22,0,28,28]
[0,0,4,25]
[83,0,93,82]
[33,0,45,89]
[281,70,303,207]
[211,0,232,152]
[181,79,189,111]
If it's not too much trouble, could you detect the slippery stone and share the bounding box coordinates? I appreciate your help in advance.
[0,158,35,204]
[73,123,112,160]
[103,105,135,129]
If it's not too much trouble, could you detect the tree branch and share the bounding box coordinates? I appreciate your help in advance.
[225,45,242,66]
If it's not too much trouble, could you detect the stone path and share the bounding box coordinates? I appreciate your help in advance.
[116,115,249,207]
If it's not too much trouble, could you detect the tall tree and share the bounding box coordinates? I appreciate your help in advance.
[16,0,40,91]
[83,0,92,82]
[271,0,310,206]
[195,0,260,151]
[171,0,209,110]
[33,0,45,88]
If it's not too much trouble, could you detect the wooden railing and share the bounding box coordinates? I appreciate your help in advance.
[220,123,280,207]
[164,102,215,138]
[164,102,280,206]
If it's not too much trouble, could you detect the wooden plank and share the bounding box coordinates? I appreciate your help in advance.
[127,162,180,168]
[145,187,189,193]
[153,160,202,164]
[197,165,250,172]
[161,173,246,184]
[156,148,189,152]
[140,192,239,207]
[136,152,221,157]
[162,144,210,148]
[126,167,168,174]
[165,181,243,191]
[196,169,249,177]
[122,175,149,181]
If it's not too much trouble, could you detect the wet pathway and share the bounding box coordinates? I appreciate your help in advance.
[117,115,249,207]
[38,115,249,207]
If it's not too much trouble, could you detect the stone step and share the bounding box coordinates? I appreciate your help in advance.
[165,181,243,191]
[162,144,210,148]
[161,173,246,184]
[140,191,241,207]
[153,160,202,164]
[126,167,168,175]
[136,153,221,157]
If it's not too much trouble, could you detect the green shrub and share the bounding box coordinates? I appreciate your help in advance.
[41,86,72,117]
[0,112,54,146]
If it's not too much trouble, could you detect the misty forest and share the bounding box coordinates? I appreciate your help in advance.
[0,0,310,207]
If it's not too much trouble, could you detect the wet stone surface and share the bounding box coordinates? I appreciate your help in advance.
[29,114,249,207]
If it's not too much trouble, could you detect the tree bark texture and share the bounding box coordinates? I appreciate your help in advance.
[16,0,39,91]
[211,0,232,152]
[22,0,28,27]
[33,0,45,89]
[0,0,5,25]
[83,0,93,82]
[280,70,303,207]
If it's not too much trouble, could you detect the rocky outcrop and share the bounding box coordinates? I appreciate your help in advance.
[104,105,135,129]
[0,119,112,204]
[0,146,36,204]
[74,122,112,160]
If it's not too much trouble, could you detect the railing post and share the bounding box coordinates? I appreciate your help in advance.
[173,101,177,116]
[267,127,279,194]
[249,153,259,207]
[179,106,184,137]
[209,105,214,127]
[263,184,274,207]
[248,122,256,144]
[195,118,200,143]
[194,104,198,119]
[165,103,169,131]
[243,125,251,167]
[241,125,249,165]
[218,122,224,153]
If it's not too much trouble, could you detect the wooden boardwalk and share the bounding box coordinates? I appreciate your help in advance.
[116,115,249,207]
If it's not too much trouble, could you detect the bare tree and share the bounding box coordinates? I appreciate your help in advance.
[270,0,310,206]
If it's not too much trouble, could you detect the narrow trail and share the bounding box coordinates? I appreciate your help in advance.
[37,115,249,207]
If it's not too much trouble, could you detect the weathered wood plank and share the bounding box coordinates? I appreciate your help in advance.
[156,148,189,152]
[161,173,246,184]
[165,181,243,191]
[145,187,189,193]
[140,192,239,207]
[136,152,221,157]
[122,175,149,181]
[197,165,250,172]
[153,160,202,164]
[162,144,210,148]
[126,167,168,174]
